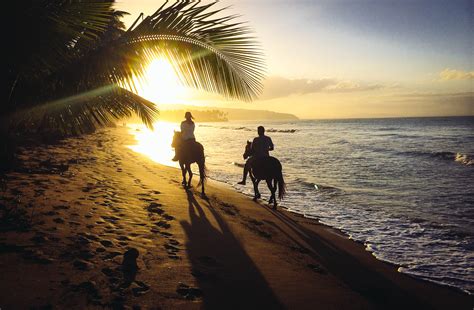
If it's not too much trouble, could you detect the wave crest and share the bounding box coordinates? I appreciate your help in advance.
[454,153,473,166]
[402,151,473,166]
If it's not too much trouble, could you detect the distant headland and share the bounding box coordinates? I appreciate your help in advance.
[158,104,299,122]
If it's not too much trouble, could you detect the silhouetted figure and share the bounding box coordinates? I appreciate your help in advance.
[240,140,285,209]
[238,126,274,185]
[172,111,195,161]
[171,113,207,196]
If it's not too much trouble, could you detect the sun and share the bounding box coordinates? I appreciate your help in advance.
[135,58,188,104]
[127,121,180,167]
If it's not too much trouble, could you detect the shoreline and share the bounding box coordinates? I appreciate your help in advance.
[132,121,472,297]
[207,177,472,297]
[0,125,472,309]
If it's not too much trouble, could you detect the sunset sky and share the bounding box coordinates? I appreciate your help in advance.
[116,0,473,119]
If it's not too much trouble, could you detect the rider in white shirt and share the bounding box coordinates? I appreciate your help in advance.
[172,112,195,161]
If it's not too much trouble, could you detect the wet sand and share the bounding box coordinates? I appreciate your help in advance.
[0,125,472,309]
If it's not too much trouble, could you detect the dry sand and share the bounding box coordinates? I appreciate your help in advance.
[0,125,472,309]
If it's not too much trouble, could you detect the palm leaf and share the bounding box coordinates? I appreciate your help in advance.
[67,0,266,102]
[6,86,158,136]
[4,0,265,137]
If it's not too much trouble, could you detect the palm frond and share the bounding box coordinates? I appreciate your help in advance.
[72,0,266,102]
[4,1,265,138]
[6,86,158,136]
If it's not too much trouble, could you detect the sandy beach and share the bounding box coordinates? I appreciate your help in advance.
[0,125,472,309]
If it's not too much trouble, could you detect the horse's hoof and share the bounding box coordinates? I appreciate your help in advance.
[253,197,258,202]
[273,205,277,210]
[201,193,208,199]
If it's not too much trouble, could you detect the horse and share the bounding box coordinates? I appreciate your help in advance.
[243,141,286,209]
[171,131,207,197]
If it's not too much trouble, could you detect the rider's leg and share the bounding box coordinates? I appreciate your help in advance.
[172,148,179,161]
[238,159,251,185]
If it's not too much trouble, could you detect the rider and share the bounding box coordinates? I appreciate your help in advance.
[172,111,195,161]
[238,126,274,185]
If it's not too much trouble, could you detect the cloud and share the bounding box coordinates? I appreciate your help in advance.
[439,69,474,81]
[261,76,385,99]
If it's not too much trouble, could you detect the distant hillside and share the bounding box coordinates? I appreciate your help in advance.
[217,107,298,121]
[159,109,228,122]
[161,105,298,121]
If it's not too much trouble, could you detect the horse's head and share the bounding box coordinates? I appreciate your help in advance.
[243,140,253,159]
[171,131,182,147]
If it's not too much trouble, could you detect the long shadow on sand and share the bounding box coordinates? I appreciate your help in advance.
[262,205,470,309]
[180,191,283,309]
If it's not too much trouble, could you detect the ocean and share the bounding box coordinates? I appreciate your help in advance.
[128,116,474,294]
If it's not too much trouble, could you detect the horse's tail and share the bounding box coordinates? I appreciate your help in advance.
[277,166,286,200]
[197,147,207,186]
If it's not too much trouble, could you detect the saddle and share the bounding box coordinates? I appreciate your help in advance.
[178,139,202,162]
[249,156,280,179]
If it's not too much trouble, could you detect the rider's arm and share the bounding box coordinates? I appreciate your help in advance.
[268,137,274,151]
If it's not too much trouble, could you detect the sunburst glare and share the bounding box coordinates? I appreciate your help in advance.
[133,58,189,104]
[127,121,180,167]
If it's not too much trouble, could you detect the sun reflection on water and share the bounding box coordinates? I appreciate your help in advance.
[127,121,179,168]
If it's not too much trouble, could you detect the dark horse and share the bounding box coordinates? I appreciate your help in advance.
[243,141,286,209]
[172,131,207,197]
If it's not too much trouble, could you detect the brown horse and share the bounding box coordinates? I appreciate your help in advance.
[243,141,286,209]
[172,131,207,197]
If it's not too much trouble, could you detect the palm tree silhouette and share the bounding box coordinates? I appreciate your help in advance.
[3,0,265,136]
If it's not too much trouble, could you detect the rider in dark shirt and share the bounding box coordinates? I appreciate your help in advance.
[238,126,274,185]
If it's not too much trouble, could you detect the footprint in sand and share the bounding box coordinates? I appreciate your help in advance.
[191,256,221,281]
[150,229,173,238]
[164,239,181,259]
[101,215,120,224]
[53,205,69,210]
[162,214,175,221]
[176,283,202,300]
[103,251,122,260]
[155,221,171,229]
[307,263,327,274]
[42,210,58,216]
[100,240,114,248]
[168,239,180,246]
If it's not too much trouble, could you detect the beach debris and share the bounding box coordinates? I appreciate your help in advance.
[122,248,139,272]
[122,248,139,285]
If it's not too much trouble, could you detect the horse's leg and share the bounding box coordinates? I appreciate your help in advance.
[180,162,186,186]
[253,179,261,201]
[272,178,278,209]
[200,167,205,197]
[187,164,193,188]
[201,178,205,197]
[266,179,275,204]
